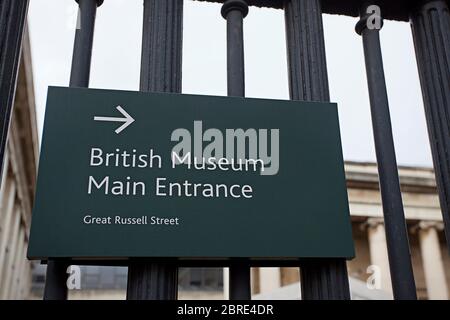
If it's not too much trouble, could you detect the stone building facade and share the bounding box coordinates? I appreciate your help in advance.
[1,25,448,303]
[29,163,450,300]
[252,163,449,300]
[0,27,39,300]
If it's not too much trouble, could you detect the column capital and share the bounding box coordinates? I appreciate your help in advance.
[410,220,445,234]
[221,0,249,19]
[418,221,445,231]
[360,217,384,231]
[416,217,449,299]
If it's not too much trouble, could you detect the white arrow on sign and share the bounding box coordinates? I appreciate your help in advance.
[94,105,135,134]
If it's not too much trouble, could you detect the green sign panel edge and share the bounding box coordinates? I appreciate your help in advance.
[28,86,355,260]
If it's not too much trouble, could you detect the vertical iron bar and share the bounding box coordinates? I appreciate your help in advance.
[356,4,417,300]
[228,262,251,300]
[43,0,102,300]
[410,0,450,253]
[221,0,251,300]
[70,0,102,87]
[284,0,350,300]
[300,259,351,300]
[222,0,247,97]
[0,0,29,183]
[126,0,183,300]
[43,260,69,300]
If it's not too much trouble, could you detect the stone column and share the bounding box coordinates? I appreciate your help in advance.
[14,240,27,299]
[259,268,281,294]
[410,0,450,250]
[418,221,449,300]
[0,206,20,299]
[250,268,259,295]
[18,259,31,299]
[223,268,229,299]
[0,183,16,289]
[366,218,393,296]
[10,227,25,299]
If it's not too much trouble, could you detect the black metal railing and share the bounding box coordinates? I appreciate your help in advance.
[1,0,449,300]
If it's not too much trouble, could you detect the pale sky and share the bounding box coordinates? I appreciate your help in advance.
[27,0,433,168]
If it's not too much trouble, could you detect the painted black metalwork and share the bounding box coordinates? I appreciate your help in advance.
[410,0,450,253]
[10,0,447,302]
[356,3,417,300]
[0,0,29,185]
[43,260,70,300]
[300,259,351,300]
[221,0,251,300]
[228,262,251,300]
[197,0,433,21]
[44,0,102,300]
[284,0,351,300]
[69,0,103,87]
[222,0,248,97]
[126,0,183,300]
[127,259,179,300]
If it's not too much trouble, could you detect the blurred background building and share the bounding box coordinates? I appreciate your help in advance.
[2,18,449,300]
[28,159,450,300]
[0,26,39,300]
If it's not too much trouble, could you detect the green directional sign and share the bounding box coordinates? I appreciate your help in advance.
[27,86,354,260]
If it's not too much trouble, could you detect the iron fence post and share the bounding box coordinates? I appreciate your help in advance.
[126,0,183,300]
[410,0,450,253]
[284,0,351,300]
[356,3,417,300]
[221,0,251,300]
[43,0,102,300]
